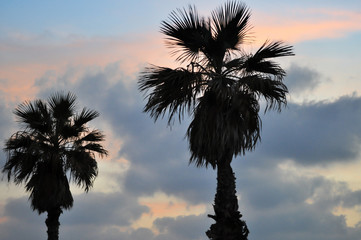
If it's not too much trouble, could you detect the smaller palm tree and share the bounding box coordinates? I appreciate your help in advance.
[2,92,108,240]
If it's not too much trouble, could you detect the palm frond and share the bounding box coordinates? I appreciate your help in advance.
[82,143,108,156]
[13,100,51,134]
[74,108,100,127]
[2,152,39,184]
[35,100,52,133]
[60,108,100,139]
[48,91,77,120]
[245,60,286,77]
[76,130,106,144]
[4,132,31,151]
[223,57,245,69]
[243,41,293,78]
[139,65,204,124]
[61,124,80,139]
[238,75,288,112]
[161,5,213,63]
[65,151,98,192]
[3,133,41,183]
[254,40,294,59]
[212,1,251,51]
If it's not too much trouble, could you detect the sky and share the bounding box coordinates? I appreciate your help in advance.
[1,0,361,239]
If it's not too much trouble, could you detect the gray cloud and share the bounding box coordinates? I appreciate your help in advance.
[61,192,149,226]
[248,204,358,240]
[233,163,361,240]
[0,93,17,169]
[0,192,149,240]
[1,197,47,240]
[251,94,361,166]
[343,190,361,208]
[154,215,211,240]
[285,63,321,94]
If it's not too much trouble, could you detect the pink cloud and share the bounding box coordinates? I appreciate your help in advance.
[134,193,205,230]
[0,33,174,101]
[0,217,7,224]
[252,9,361,43]
[1,8,360,101]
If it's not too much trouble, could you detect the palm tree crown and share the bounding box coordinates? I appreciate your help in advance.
[2,92,108,213]
[139,1,294,168]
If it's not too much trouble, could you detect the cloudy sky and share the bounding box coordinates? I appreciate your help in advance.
[1,0,361,239]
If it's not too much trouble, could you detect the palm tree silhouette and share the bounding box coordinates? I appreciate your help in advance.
[2,92,108,240]
[139,1,294,239]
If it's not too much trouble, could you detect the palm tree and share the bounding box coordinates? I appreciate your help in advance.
[139,1,294,239]
[2,92,108,240]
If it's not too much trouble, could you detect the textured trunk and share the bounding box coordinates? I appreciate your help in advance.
[45,207,62,240]
[206,155,249,240]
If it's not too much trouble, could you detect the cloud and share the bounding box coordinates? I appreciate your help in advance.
[232,160,361,240]
[248,204,360,240]
[0,29,171,100]
[154,215,211,240]
[285,64,321,95]
[249,94,361,166]
[254,9,361,43]
[2,7,359,101]
[2,62,361,240]
[0,197,47,240]
[343,190,361,208]
[0,192,149,240]
[0,92,18,169]
[64,193,148,226]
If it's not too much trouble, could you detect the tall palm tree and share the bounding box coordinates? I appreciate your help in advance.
[139,1,294,239]
[2,92,108,240]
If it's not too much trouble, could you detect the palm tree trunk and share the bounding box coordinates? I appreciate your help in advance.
[206,155,249,240]
[45,207,62,240]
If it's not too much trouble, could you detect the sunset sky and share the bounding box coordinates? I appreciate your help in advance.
[1,1,361,239]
